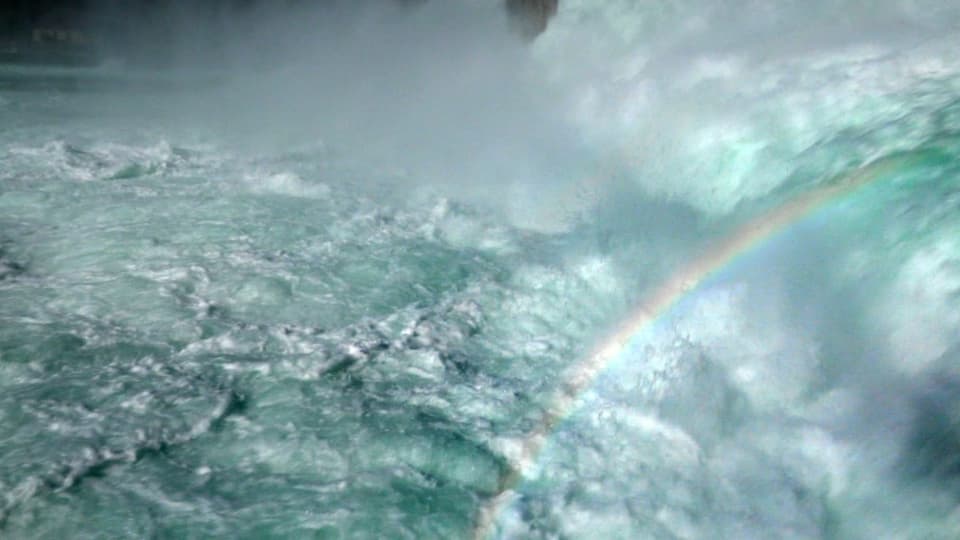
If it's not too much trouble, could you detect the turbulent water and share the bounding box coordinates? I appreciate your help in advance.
[3,2,960,538]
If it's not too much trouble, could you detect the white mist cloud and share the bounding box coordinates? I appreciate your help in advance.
[139,1,595,232]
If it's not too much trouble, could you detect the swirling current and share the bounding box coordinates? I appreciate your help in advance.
[3,2,960,538]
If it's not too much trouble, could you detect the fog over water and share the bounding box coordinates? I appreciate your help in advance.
[2,1,960,538]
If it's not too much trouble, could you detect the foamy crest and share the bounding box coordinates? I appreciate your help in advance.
[534,1,960,215]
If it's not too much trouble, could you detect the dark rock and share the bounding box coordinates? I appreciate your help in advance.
[505,0,558,41]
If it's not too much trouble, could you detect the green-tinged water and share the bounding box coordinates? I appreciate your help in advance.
[3,2,960,538]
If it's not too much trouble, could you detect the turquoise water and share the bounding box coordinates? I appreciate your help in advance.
[3,2,960,538]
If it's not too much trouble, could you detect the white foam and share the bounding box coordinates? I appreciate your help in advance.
[879,237,960,373]
[533,2,960,215]
[244,170,331,199]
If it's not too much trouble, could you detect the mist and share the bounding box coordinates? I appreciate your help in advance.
[82,1,590,231]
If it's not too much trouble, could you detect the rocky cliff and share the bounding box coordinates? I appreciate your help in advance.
[505,0,559,40]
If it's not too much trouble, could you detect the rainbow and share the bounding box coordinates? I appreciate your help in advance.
[472,154,916,539]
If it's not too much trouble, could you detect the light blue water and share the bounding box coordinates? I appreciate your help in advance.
[2,2,960,538]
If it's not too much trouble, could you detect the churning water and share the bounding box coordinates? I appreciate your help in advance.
[3,1,960,538]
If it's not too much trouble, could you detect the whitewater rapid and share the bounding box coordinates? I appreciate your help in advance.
[2,1,960,538]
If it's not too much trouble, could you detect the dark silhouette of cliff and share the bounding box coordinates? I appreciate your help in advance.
[506,0,558,40]
[0,0,560,68]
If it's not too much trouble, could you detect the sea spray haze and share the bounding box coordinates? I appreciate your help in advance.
[78,0,589,231]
